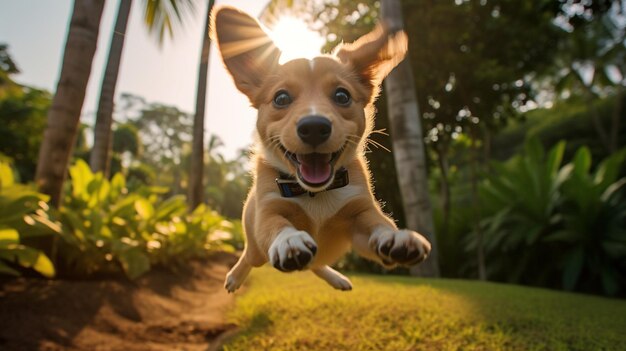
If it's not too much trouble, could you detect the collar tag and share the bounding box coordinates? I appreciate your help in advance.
[275,168,349,198]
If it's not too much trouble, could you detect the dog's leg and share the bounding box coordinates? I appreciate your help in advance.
[312,266,352,291]
[224,252,252,293]
[352,208,431,268]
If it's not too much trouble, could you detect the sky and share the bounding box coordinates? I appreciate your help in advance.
[0,0,270,160]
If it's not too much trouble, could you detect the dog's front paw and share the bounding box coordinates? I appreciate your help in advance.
[269,229,317,272]
[369,228,431,267]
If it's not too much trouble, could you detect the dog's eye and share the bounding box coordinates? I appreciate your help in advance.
[333,88,351,106]
[273,90,292,108]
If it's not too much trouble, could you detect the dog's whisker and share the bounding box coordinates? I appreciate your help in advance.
[370,128,389,136]
[366,138,391,152]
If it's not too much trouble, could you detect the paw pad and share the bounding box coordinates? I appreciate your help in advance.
[269,230,317,272]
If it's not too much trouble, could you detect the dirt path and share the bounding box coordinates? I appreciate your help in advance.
[0,252,239,351]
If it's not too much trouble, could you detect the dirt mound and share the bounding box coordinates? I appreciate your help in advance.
[0,252,239,351]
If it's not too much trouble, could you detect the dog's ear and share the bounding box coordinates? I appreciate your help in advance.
[210,6,281,104]
[335,23,407,96]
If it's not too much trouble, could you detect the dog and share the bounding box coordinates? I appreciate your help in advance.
[210,6,431,292]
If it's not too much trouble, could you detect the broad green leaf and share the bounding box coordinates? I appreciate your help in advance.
[0,227,19,245]
[69,159,94,198]
[135,198,154,219]
[87,175,111,208]
[0,245,55,278]
[111,194,141,217]
[61,209,87,241]
[154,195,186,220]
[111,173,126,194]
[594,149,626,190]
[601,178,626,202]
[32,251,55,278]
[555,164,573,189]
[572,147,592,177]
[0,194,43,223]
[545,141,565,178]
[20,214,63,237]
[0,162,15,189]
[118,248,150,280]
[10,245,39,266]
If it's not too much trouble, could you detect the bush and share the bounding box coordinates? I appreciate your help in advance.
[0,159,57,278]
[550,147,626,295]
[0,159,242,280]
[55,160,238,279]
[467,139,626,296]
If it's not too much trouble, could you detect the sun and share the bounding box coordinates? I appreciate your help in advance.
[269,16,325,64]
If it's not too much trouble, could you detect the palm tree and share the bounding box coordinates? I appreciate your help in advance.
[188,0,215,210]
[89,0,133,176]
[35,0,106,207]
[90,0,194,177]
[381,0,440,277]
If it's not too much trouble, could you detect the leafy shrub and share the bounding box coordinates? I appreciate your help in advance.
[0,158,241,280]
[0,159,57,278]
[468,139,626,296]
[466,139,570,285]
[549,148,626,295]
[56,160,238,279]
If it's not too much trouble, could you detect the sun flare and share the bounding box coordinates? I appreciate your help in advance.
[269,17,325,64]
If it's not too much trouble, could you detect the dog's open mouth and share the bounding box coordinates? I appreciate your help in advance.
[282,148,342,186]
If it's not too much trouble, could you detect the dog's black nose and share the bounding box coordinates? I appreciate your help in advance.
[297,116,332,147]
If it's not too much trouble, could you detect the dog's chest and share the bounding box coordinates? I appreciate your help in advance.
[285,185,362,225]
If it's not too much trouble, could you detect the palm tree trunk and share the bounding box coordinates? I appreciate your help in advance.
[36,0,105,207]
[90,0,133,177]
[381,0,440,277]
[188,0,214,210]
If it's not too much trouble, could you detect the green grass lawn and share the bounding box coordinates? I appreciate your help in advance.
[222,267,626,351]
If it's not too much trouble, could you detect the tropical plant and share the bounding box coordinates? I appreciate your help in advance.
[57,159,237,279]
[547,147,626,295]
[467,139,570,284]
[469,138,626,296]
[0,159,58,278]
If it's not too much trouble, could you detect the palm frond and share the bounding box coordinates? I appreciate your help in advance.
[143,0,195,44]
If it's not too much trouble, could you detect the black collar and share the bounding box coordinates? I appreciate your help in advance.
[275,167,349,197]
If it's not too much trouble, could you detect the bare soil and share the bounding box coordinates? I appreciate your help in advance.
[0,252,239,351]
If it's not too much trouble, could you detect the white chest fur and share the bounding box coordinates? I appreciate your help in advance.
[288,184,362,223]
[267,184,363,225]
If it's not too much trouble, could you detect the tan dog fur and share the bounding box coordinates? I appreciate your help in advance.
[210,6,431,292]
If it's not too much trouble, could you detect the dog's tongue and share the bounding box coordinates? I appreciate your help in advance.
[297,153,332,184]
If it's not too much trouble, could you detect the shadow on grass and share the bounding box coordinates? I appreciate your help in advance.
[356,273,626,350]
